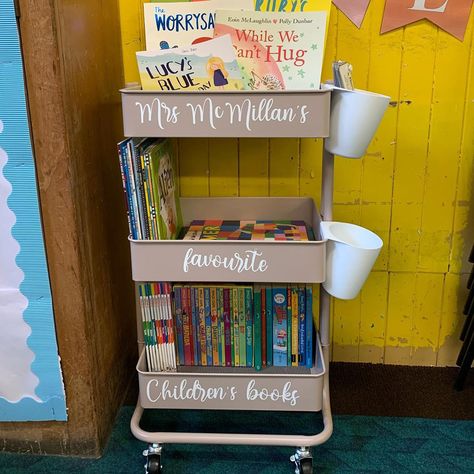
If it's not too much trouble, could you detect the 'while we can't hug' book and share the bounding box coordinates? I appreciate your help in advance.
[136,35,245,91]
[215,10,327,91]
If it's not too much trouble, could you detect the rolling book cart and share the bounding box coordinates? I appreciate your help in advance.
[120,87,342,474]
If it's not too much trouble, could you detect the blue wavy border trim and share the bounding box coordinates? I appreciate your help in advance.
[0,0,66,421]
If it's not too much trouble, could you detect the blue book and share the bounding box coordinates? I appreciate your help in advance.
[272,286,288,367]
[118,139,138,239]
[305,285,314,368]
[191,287,200,365]
[173,285,185,365]
[298,284,306,366]
[204,287,213,366]
[265,285,273,367]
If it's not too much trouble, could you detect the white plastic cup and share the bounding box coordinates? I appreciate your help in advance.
[324,88,390,159]
[321,221,383,300]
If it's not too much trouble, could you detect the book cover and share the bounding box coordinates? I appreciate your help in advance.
[141,149,159,239]
[245,286,253,368]
[272,285,287,366]
[265,285,273,366]
[204,287,213,366]
[297,283,306,366]
[291,284,299,367]
[305,284,313,367]
[137,35,245,92]
[146,139,182,239]
[253,284,262,371]
[223,287,232,367]
[215,10,327,90]
[210,287,219,366]
[232,287,240,367]
[181,285,193,365]
[173,285,185,365]
[144,0,254,51]
[198,287,207,365]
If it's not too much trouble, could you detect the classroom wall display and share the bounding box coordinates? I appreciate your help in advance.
[332,0,371,28]
[0,0,67,421]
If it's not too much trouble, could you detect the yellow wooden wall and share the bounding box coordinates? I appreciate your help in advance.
[118,0,474,366]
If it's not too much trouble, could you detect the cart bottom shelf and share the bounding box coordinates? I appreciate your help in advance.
[137,334,325,412]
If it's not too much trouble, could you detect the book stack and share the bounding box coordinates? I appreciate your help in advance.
[182,219,315,241]
[170,282,313,370]
[138,282,177,372]
[117,138,182,240]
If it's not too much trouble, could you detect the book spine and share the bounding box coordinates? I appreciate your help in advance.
[217,287,225,367]
[132,142,149,239]
[117,141,133,237]
[210,287,219,366]
[232,287,239,367]
[273,286,288,367]
[261,284,266,368]
[204,287,213,366]
[223,288,232,367]
[265,285,273,367]
[305,284,313,368]
[245,286,253,368]
[173,285,185,366]
[291,284,299,367]
[191,286,199,365]
[181,285,192,366]
[298,283,306,366]
[198,287,207,366]
[126,140,142,239]
[238,287,246,367]
[121,140,138,239]
[253,284,262,371]
[287,285,292,367]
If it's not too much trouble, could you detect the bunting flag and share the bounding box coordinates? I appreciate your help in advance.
[381,0,474,41]
[333,0,371,28]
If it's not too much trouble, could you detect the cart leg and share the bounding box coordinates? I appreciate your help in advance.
[143,443,163,474]
[290,446,313,474]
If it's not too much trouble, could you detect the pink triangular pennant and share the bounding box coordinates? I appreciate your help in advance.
[381,0,474,41]
[333,0,371,28]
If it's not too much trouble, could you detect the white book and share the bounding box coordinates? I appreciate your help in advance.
[144,0,254,51]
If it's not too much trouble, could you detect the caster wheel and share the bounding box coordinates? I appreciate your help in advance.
[145,454,162,474]
[300,458,313,474]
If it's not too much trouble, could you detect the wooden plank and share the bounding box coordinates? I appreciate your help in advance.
[268,138,299,196]
[178,139,209,197]
[209,138,239,197]
[359,271,388,364]
[389,23,437,272]
[418,28,472,273]
[238,138,269,197]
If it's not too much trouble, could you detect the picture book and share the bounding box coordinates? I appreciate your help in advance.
[144,139,182,239]
[291,284,298,367]
[245,286,253,368]
[305,284,313,367]
[144,1,254,50]
[210,287,219,366]
[215,10,327,90]
[183,219,312,240]
[253,284,262,370]
[137,34,244,92]
[265,285,273,366]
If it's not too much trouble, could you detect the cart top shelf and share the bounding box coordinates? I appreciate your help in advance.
[121,87,331,138]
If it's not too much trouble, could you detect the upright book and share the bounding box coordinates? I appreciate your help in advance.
[215,10,327,90]
[137,35,245,92]
[144,0,254,50]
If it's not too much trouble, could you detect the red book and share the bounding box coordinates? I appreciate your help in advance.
[223,287,232,367]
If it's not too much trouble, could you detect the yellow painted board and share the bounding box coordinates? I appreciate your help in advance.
[333,203,360,226]
[437,272,467,366]
[300,138,323,207]
[268,138,299,196]
[239,138,269,197]
[178,138,209,197]
[409,273,443,366]
[209,139,239,197]
[360,204,391,272]
[359,271,388,364]
[450,24,474,274]
[321,4,338,83]
[389,24,437,273]
[384,272,416,365]
[332,295,361,362]
[418,28,472,273]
